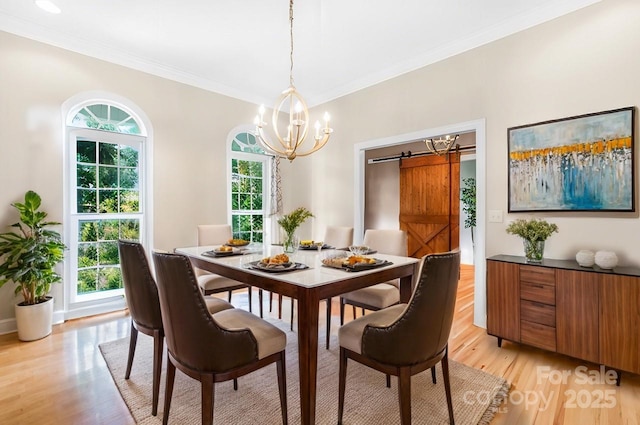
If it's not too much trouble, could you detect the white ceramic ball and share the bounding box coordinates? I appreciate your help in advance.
[594,251,618,269]
[575,250,595,267]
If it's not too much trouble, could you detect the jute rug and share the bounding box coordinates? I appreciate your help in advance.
[100,321,509,424]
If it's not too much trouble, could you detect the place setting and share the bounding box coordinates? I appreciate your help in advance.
[202,238,252,257]
[321,245,392,272]
[244,253,309,273]
[298,239,334,251]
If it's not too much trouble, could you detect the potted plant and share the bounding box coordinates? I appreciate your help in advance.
[460,177,476,246]
[277,207,313,253]
[0,191,66,341]
[506,218,558,263]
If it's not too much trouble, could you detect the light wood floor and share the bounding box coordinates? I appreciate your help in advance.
[0,264,638,424]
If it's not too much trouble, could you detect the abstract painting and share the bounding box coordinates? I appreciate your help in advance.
[508,107,635,212]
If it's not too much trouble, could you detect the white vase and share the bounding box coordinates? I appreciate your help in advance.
[575,250,595,267]
[594,251,618,270]
[15,296,54,341]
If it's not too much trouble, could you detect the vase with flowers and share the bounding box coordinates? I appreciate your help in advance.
[506,218,558,263]
[277,207,313,253]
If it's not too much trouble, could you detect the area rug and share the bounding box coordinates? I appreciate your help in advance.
[100,322,509,424]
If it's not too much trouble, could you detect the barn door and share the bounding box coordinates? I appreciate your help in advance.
[399,153,460,258]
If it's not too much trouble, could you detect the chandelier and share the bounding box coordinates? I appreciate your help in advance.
[424,134,459,156]
[254,0,333,161]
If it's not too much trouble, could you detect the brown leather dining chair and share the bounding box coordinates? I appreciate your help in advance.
[118,240,234,416]
[337,250,461,425]
[152,251,288,425]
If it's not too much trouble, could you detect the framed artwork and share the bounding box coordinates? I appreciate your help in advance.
[508,107,635,212]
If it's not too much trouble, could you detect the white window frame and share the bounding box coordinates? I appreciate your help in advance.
[62,92,153,320]
[226,127,272,246]
[68,129,146,304]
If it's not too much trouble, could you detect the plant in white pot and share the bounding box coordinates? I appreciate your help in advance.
[0,191,65,341]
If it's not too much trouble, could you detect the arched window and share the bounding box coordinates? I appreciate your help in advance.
[63,94,152,315]
[228,129,275,244]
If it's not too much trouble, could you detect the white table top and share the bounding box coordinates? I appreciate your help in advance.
[175,244,420,289]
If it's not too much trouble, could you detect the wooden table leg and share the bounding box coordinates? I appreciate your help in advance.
[297,290,320,425]
[399,274,413,303]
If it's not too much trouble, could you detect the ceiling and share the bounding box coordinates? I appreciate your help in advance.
[0,0,599,107]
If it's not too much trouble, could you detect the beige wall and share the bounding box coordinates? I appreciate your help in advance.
[1,0,639,324]
[309,0,640,267]
[0,31,265,321]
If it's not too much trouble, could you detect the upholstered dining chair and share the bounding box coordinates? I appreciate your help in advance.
[118,240,234,416]
[272,225,354,349]
[324,225,355,250]
[152,251,288,425]
[196,224,263,317]
[337,250,461,425]
[339,229,407,325]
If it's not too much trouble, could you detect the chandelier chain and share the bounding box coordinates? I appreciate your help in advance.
[289,0,295,86]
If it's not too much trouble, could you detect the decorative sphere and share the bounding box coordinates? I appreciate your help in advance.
[594,251,618,270]
[575,250,595,267]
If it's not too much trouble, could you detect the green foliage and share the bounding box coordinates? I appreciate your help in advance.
[460,178,476,229]
[277,207,313,234]
[76,219,138,295]
[0,191,66,305]
[506,218,559,242]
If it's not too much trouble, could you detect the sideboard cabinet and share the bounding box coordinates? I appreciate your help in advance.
[487,255,640,377]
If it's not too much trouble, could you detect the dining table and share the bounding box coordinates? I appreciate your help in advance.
[175,244,420,425]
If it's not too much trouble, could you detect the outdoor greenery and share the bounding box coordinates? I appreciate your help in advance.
[231,158,264,242]
[76,219,139,294]
[0,191,66,305]
[75,139,141,295]
[76,140,140,213]
[460,177,476,243]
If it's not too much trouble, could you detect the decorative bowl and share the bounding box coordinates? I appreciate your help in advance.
[595,251,618,270]
[575,250,595,267]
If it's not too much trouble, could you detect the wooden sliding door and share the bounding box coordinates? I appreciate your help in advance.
[399,153,460,258]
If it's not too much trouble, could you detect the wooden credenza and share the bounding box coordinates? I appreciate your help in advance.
[487,255,640,378]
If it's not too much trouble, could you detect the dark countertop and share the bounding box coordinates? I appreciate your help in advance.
[487,254,640,278]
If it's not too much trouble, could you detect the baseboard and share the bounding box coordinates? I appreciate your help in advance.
[0,318,17,336]
[0,299,127,336]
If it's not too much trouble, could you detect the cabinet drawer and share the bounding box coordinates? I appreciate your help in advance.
[520,265,555,286]
[521,299,555,327]
[521,320,557,352]
[520,281,556,305]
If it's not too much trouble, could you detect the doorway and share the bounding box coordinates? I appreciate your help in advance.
[353,119,487,328]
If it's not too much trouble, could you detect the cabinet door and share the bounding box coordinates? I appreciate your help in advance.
[556,270,599,364]
[486,260,520,342]
[600,275,640,374]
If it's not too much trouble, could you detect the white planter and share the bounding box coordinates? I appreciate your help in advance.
[15,296,54,341]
